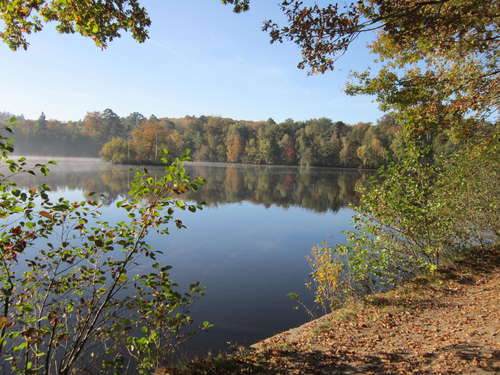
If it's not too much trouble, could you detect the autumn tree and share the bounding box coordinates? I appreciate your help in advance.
[82,111,105,140]
[278,133,296,165]
[226,124,246,163]
[130,117,174,163]
[216,0,498,303]
[100,137,130,163]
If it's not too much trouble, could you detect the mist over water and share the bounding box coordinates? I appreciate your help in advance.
[10,157,367,356]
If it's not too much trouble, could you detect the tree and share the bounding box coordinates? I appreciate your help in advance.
[0,7,208,372]
[205,117,229,161]
[255,0,497,308]
[123,112,146,133]
[82,111,105,140]
[223,1,497,75]
[356,137,388,168]
[339,136,358,168]
[278,133,296,165]
[102,108,125,139]
[257,126,280,165]
[226,125,246,163]
[227,1,500,306]
[130,118,172,163]
[295,128,313,167]
[100,137,129,163]
[37,112,47,133]
[356,127,389,168]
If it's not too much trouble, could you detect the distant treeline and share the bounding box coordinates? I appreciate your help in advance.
[2,109,406,168]
[101,114,401,168]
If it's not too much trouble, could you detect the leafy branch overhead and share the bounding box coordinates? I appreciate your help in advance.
[223,1,499,73]
[3,1,498,79]
[0,0,151,50]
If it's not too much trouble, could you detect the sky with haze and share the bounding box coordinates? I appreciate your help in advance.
[0,1,383,124]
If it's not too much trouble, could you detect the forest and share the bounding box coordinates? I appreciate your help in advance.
[2,110,408,168]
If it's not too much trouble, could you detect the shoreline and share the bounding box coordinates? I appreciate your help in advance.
[11,154,376,172]
[172,245,500,374]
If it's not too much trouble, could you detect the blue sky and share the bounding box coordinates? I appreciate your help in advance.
[0,1,382,123]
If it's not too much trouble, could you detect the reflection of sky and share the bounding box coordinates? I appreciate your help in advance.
[159,202,354,353]
[11,162,358,355]
[46,189,354,354]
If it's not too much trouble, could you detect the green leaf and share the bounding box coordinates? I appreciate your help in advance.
[13,341,28,351]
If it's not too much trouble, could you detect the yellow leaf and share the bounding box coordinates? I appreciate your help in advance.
[0,317,12,329]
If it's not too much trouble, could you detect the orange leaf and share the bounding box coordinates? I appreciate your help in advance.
[39,211,53,219]
[0,317,12,329]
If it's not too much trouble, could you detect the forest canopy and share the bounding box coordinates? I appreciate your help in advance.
[1,110,404,169]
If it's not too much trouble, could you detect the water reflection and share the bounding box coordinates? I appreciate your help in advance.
[13,159,368,211]
[10,158,370,356]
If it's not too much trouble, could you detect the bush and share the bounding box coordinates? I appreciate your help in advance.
[306,130,499,312]
[0,120,209,375]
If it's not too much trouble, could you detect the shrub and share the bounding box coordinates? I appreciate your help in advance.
[306,130,499,312]
[0,120,209,375]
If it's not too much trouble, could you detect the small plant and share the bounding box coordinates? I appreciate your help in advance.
[305,244,343,313]
[0,120,209,374]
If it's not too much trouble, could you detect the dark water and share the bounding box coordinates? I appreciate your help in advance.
[12,158,368,356]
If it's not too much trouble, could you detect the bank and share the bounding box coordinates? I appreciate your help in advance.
[166,245,499,375]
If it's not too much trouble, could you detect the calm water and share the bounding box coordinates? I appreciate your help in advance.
[12,158,368,356]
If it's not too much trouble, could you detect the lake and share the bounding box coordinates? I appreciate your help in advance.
[11,157,368,357]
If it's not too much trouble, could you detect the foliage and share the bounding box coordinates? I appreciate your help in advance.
[100,137,130,164]
[433,134,499,244]
[6,111,401,169]
[306,132,499,312]
[0,120,209,374]
[105,115,400,167]
[0,0,151,50]
[223,1,498,77]
[305,244,343,313]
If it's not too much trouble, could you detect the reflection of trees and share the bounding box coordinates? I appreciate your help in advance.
[11,161,368,213]
[187,164,366,213]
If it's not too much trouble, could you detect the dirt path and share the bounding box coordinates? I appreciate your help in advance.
[170,247,499,375]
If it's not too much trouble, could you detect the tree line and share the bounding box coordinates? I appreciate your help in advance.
[2,110,408,168]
